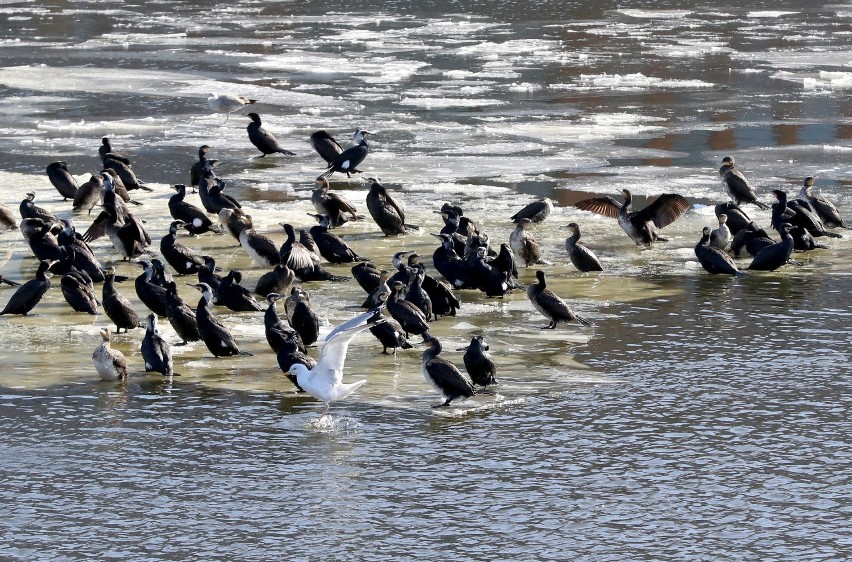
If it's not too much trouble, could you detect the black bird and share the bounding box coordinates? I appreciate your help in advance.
[0,260,56,316]
[83,174,151,260]
[564,223,603,272]
[263,293,305,354]
[150,258,174,287]
[460,335,498,389]
[351,261,382,294]
[161,221,205,275]
[239,226,280,268]
[60,268,99,315]
[422,335,475,408]
[730,222,775,258]
[141,313,174,377]
[190,145,217,188]
[21,217,64,264]
[321,129,372,178]
[279,223,348,282]
[714,202,752,236]
[694,227,744,276]
[307,213,365,263]
[309,130,344,164]
[190,282,248,357]
[362,269,391,310]
[218,270,263,312]
[286,288,320,346]
[57,219,111,283]
[575,189,690,245]
[421,270,461,319]
[777,189,841,240]
[163,280,200,345]
[511,197,553,224]
[0,275,21,287]
[255,263,296,298]
[366,180,414,236]
[134,260,168,317]
[369,305,413,355]
[72,173,104,213]
[198,256,223,303]
[246,113,295,157]
[275,335,314,391]
[771,189,833,250]
[197,167,219,214]
[467,246,510,298]
[100,168,139,206]
[404,266,433,321]
[207,177,242,213]
[219,207,252,242]
[169,184,221,235]
[102,267,140,333]
[798,176,848,229]
[387,281,430,339]
[312,177,358,227]
[103,154,147,192]
[748,223,795,271]
[709,214,732,250]
[46,161,79,200]
[718,156,770,209]
[431,233,475,290]
[20,192,60,225]
[99,137,130,166]
[527,270,592,328]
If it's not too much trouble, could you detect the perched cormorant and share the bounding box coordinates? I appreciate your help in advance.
[102,267,139,333]
[92,328,128,382]
[219,207,252,242]
[351,261,382,294]
[103,153,147,192]
[141,313,173,377]
[134,260,168,317]
[60,268,99,315]
[217,270,263,312]
[421,270,461,319]
[206,178,242,214]
[460,335,498,389]
[431,233,475,290]
[366,180,414,236]
[527,270,592,328]
[422,335,475,408]
[246,112,295,157]
[709,214,732,250]
[73,174,104,213]
[718,156,770,209]
[238,226,280,268]
[320,130,372,178]
[694,227,744,276]
[564,223,603,272]
[198,256,223,303]
[369,305,413,355]
[169,184,221,235]
[730,222,774,258]
[404,266,433,321]
[255,262,295,298]
[163,280,200,345]
[575,189,690,245]
[208,92,256,123]
[20,192,60,225]
[279,223,348,282]
[0,259,56,316]
[190,282,247,357]
[190,145,216,188]
[714,202,751,236]
[284,308,384,413]
[264,293,305,354]
[309,130,344,164]
[748,223,795,271]
[510,218,544,267]
[312,177,358,227]
[387,281,430,339]
[276,336,314,391]
[46,161,78,200]
[83,174,151,260]
[467,246,510,298]
[798,176,848,229]
[99,137,130,166]
[307,213,365,263]
[774,188,840,240]
[511,197,553,224]
[161,221,205,275]
[287,288,320,346]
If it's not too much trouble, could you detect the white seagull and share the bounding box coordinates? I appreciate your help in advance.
[207,92,257,124]
[286,307,385,414]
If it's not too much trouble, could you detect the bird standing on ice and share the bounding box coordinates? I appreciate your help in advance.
[208,92,256,123]
[286,307,385,415]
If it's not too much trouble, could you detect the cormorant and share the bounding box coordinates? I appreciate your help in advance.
[320,130,372,178]
[161,221,205,275]
[709,214,732,250]
[73,173,104,213]
[287,287,320,346]
[714,202,751,236]
[387,281,430,339]
[575,189,690,245]
[718,156,770,209]
[46,161,78,200]
[255,263,295,298]
[92,328,128,382]
[798,176,848,229]
[366,179,413,236]
[246,112,295,157]
[422,335,475,408]
[309,130,344,164]
[694,227,744,276]
[163,280,200,345]
[20,192,60,226]
[102,267,140,333]
[169,184,221,235]
[509,218,544,267]
[134,260,168,317]
[312,177,358,227]
[307,213,365,263]
[730,222,774,258]
[0,259,56,316]
[190,145,216,188]
[190,282,247,357]
[460,335,498,389]
[141,313,173,377]
[511,197,553,224]
[217,270,263,312]
[748,223,795,271]
[564,223,603,272]
[60,268,99,314]
[526,270,592,328]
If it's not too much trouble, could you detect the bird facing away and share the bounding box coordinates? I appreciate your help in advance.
[246,112,295,157]
[526,270,592,328]
[309,130,344,164]
[0,259,56,316]
[575,189,690,245]
[422,335,476,408]
[208,92,256,123]
[285,307,385,414]
[92,328,128,382]
[564,223,603,272]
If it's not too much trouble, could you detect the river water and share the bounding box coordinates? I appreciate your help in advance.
[0,1,849,560]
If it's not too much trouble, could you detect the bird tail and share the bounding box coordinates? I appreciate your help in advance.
[336,379,367,400]
[576,315,594,327]
[247,99,257,105]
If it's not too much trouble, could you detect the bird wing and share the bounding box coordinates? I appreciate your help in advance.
[426,357,474,394]
[382,191,406,222]
[574,196,621,219]
[511,200,544,222]
[82,211,110,242]
[635,193,690,228]
[315,308,383,384]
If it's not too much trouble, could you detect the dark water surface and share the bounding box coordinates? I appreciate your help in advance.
[0,1,849,560]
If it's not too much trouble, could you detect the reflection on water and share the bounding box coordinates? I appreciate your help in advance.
[0,0,850,560]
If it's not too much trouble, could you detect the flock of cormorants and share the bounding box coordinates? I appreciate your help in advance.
[0,98,847,412]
